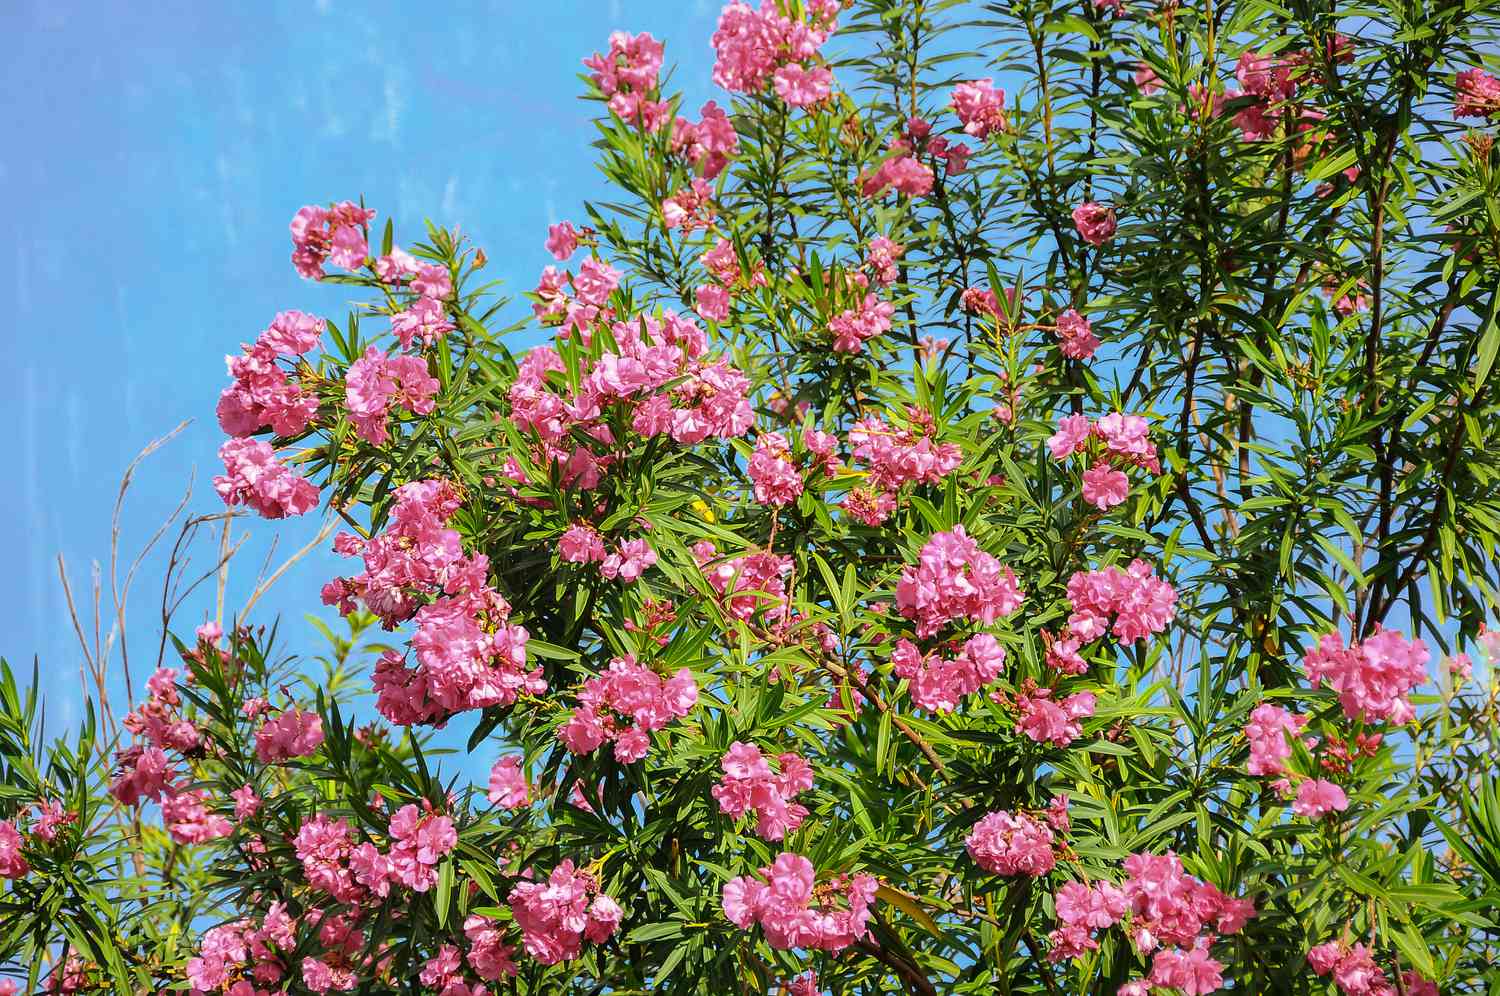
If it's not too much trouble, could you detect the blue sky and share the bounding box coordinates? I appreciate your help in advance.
[0,0,725,718]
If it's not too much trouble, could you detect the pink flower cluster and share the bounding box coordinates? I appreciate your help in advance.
[1245,703,1306,777]
[487,756,529,809]
[254,708,325,763]
[860,155,935,199]
[1308,940,1436,996]
[290,201,375,279]
[558,655,699,763]
[663,177,718,233]
[749,432,804,506]
[217,310,323,439]
[1055,308,1099,360]
[695,237,767,322]
[694,542,794,624]
[1013,687,1096,746]
[558,527,658,582]
[1048,412,1160,511]
[324,480,543,726]
[344,347,439,444]
[673,100,740,179]
[965,809,1057,876]
[508,860,623,965]
[186,905,296,996]
[1065,559,1178,645]
[585,31,669,131]
[160,788,233,845]
[1456,68,1500,119]
[532,256,621,335]
[0,821,27,880]
[1302,627,1429,723]
[828,292,896,354]
[1227,50,1298,141]
[722,852,878,952]
[509,310,753,490]
[951,78,1006,139]
[390,297,455,351]
[842,409,961,525]
[1049,852,1254,994]
[711,0,840,106]
[1071,202,1117,247]
[895,526,1024,639]
[891,633,1006,713]
[1293,778,1349,818]
[123,666,200,755]
[110,745,175,806]
[712,742,814,840]
[295,804,457,902]
[214,438,320,519]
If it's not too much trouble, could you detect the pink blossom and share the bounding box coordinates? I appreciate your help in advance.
[231,785,261,821]
[600,538,658,581]
[465,914,519,979]
[509,859,620,964]
[109,745,175,806]
[722,852,877,952]
[1149,945,1225,995]
[216,313,323,438]
[865,236,904,285]
[1303,627,1428,723]
[828,292,896,353]
[546,221,579,261]
[895,526,1024,638]
[774,64,833,106]
[965,810,1056,876]
[662,178,717,232]
[375,246,420,284]
[673,100,740,179]
[1014,689,1095,746]
[327,224,368,270]
[712,742,813,841]
[1457,68,1500,118]
[559,524,607,564]
[0,822,28,879]
[1055,308,1099,359]
[213,439,319,519]
[711,0,839,99]
[390,298,454,351]
[891,634,1007,713]
[951,78,1006,139]
[411,263,452,300]
[696,283,731,322]
[1066,559,1177,643]
[161,789,233,845]
[1293,779,1348,818]
[1072,202,1117,247]
[254,708,324,763]
[558,655,697,761]
[1048,415,1093,459]
[749,432,803,507]
[344,347,440,445]
[861,156,935,199]
[1245,703,1306,776]
[1081,463,1130,510]
[388,804,457,893]
[289,200,375,279]
[1136,63,1162,95]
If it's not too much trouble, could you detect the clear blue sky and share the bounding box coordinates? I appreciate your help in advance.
[0,0,724,719]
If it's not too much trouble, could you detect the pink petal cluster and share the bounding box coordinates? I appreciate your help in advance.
[965,809,1056,876]
[213,438,320,519]
[1013,688,1096,746]
[186,905,296,996]
[289,201,375,279]
[1308,940,1434,995]
[509,310,752,489]
[1292,778,1348,818]
[1302,627,1429,723]
[722,852,878,952]
[585,31,670,131]
[1456,68,1500,118]
[1048,412,1161,471]
[672,100,740,179]
[254,708,325,763]
[386,804,458,892]
[122,666,200,754]
[895,526,1024,639]
[694,542,794,624]
[109,745,175,806]
[1065,559,1178,644]
[712,742,814,841]
[1048,852,1254,967]
[951,78,1006,139]
[860,155,935,199]
[390,297,454,351]
[662,177,718,232]
[0,821,28,879]
[531,256,620,333]
[848,409,961,491]
[749,432,804,507]
[891,634,1006,713]
[344,347,439,445]
[1071,202,1117,246]
[216,311,323,438]
[487,756,529,809]
[865,236,904,285]
[464,914,519,980]
[1245,703,1306,776]
[546,221,579,261]
[160,788,233,845]
[1055,308,1099,360]
[509,859,623,965]
[775,63,834,107]
[711,0,840,103]
[600,538,658,581]
[1147,945,1226,995]
[829,292,896,353]
[558,655,698,764]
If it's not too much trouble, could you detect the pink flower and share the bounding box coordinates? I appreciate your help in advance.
[861,156,935,199]
[375,246,420,284]
[1149,946,1225,995]
[390,298,454,351]
[546,221,579,261]
[895,526,1024,638]
[387,804,457,892]
[951,78,1006,139]
[0,822,28,879]
[748,432,803,507]
[509,859,620,964]
[559,524,607,564]
[829,293,896,353]
[465,913,519,979]
[411,263,452,300]
[1293,779,1348,818]
[1081,463,1130,510]
[1245,703,1305,776]
[487,756,529,809]
[1047,415,1093,459]
[231,785,261,821]
[865,236,904,285]
[965,810,1056,876]
[1071,202,1117,246]
[1065,559,1177,643]
[774,64,833,107]
[721,852,877,952]
[1303,627,1428,723]
[891,634,1007,713]
[254,708,324,763]
[213,438,319,519]
[1457,68,1500,118]
[600,538,657,581]
[712,742,813,841]
[344,347,440,445]
[327,224,368,270]
[161,789,233,845]
[696,283,731,322]
[289,200,375,279]
[1055,308,1099,359]
[1136,63,1162,95]
[673,100,740,179]
[1014,689,1095,746]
